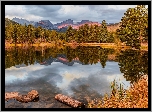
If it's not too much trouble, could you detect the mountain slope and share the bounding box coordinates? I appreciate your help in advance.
[5,18,19,26]
[12,17,35,26]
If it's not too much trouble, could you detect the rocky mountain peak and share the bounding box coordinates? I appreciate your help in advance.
[11,17,119,32]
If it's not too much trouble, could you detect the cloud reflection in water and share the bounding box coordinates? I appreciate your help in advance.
[5,61,131,99]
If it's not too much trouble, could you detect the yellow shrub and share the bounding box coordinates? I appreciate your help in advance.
[87,75,148,108]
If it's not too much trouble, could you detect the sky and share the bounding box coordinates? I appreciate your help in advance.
[5,5,147,24]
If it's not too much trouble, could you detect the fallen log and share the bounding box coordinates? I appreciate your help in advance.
[55,94,85,108]
[16,90,39,103]
[5,90,39,103]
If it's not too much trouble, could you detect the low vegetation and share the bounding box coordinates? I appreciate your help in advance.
[87,75,148,108]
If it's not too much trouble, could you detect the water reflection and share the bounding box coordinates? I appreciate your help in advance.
[5,61,130,107]
[5,46,148,108]
[116,49,148,83]
[5,46,115,69]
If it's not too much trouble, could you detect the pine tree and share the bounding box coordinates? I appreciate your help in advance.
[28,24,35,44]
[117,5,148,49]
[12,24,18,44]
[91,25,99,43]
[99,20,108,43]
[5,23,14,43]
[83,24,90,43]
[23,23,28,44]
[65,26,74,42]
[88,25,94,43]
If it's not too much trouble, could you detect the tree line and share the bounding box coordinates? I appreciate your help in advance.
[5,19,114,44]
[5,5,148,49]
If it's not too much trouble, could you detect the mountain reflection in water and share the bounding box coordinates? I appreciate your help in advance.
[39,54,88,66]
[5,46,148,108]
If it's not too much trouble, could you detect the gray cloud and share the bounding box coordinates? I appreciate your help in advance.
[5,5,137,24]
[23,5,62,17]
[96,9,126,23]
[88,5,108,11]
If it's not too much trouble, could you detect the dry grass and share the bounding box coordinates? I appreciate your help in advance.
[87,75,148,108]
[5,42,148,51]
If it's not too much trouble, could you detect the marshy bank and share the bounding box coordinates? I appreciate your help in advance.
[87,75,148,108]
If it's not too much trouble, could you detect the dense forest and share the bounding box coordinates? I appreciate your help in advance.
[5,5,148,49]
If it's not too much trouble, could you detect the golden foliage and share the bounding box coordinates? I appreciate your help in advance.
[87,75,148,108]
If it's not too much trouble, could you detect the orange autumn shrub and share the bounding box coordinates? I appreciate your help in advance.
[87,75,148,108]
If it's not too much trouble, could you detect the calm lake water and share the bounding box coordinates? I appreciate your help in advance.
[5,46,148,108]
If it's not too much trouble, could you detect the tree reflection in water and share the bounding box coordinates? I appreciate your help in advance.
[5,46,148,84]
[116,49,148,83]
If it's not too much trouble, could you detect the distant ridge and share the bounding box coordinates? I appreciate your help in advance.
[10,17,120,32]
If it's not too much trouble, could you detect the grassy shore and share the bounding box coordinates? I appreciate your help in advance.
[87,75,148,108]
[5,42,148,51]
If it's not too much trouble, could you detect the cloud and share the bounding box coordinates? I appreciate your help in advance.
[5,5,43,22]
[5,5,147,24]
[23,5,62,17]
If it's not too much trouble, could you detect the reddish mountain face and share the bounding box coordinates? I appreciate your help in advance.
[57,21,120,32]
[57,22,102,29]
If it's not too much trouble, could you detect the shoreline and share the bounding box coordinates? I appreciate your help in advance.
[5,43,148,51]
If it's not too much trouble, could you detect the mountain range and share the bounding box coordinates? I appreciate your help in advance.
[11,17,119,32]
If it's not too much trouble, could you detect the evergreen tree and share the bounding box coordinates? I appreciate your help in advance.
[65,26,74,42]
[93,25,100,43]
[44,29,50,42]
[5,23,14,43]
[99,20,108,43]
[88,25,94,43]
[83,24,90,43]
[51,30,58,43]
[117,5,148,49]
[23,23,28,44]
[12,24,18,44]
[77,25,84,43]
[28,24,35,44]
[35,26,43,43]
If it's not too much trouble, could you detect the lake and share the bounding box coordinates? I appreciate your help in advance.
[5,46,148,108]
